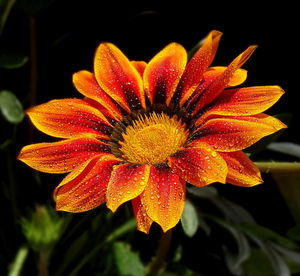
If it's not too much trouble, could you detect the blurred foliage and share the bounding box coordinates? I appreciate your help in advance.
[1,1,300,276]
[0,90,24,123]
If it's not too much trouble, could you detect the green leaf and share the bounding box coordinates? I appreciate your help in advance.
[181,200,199,237]
[187,185,218,199]
[240,224,299,250]
[0,53,28,69]
[273,172,300,224]
[159,265,204,276]
[267,142,300,159]
[0,0,16,34]
[113,242,144,276]
[211,196,255,224]
[0,90,24,123]
[209,217,251,274]
[242,248,276,276]
[223,232,251,275]
[270,242,300,264]
[245,233,291,276]
[287,225,300,242]
[57,232,89,275]
[0,139,12,150]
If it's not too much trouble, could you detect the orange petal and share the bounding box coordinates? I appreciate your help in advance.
[168,145,227,187]
[131,61,147,77]
[106,164,150,212]
[54,156,121,212]
[18,138,110,173]
[175,30,222,107]
[187,46,257,115]
[190,114,287,152]
[132,196,153,234]
[73,70,123,121]
[195,86,285,126]
[220,151,263,186]
[203,67,247,87]
[27,99,112,139]
[144,43,187,105]
[140,164,185,232]
[94,43,145,112]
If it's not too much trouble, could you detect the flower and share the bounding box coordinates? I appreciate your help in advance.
[18,30,286,233]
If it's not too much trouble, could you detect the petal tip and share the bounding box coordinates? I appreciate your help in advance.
[210,30,223,38]
[106,201,118,213]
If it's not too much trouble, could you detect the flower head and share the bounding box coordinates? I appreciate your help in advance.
[18,31,286,233]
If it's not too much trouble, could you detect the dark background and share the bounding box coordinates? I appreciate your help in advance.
[0,1,299,275]
[2,1,298,135]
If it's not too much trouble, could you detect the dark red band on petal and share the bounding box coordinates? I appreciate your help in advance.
[132,196,153,234]
[144,43,187,106]
[55,157,120,212]
[189,114,287,152]
[94,43,145,112]
[106,163,150,212]
[73,70,124,120]
[172,30,222,107]
[169,146,227,187]
[18,138,111,173]
[140,163,185,232]
[27,99,113,139]
[185,46,257,115]
[220,151,263,187]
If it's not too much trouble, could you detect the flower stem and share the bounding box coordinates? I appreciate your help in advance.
[147,229,172,276]
[37,251,50,276]
[255,162,300,173]
[28,15,38,144]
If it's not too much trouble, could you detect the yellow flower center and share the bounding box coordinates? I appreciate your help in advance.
[119,112,189,165]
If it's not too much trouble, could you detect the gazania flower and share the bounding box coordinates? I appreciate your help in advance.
[18,30,286,233]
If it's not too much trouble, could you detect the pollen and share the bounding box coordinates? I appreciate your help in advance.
[119,112,189,165]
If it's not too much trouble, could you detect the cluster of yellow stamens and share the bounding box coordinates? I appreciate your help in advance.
[119,112,189,165]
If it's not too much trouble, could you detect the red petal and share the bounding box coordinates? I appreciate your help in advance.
[54,156,120,212]
[106,164,150,212]
[27,99,112,139]
[195,86,285,126]
[220,151,263,186]
[140,164,185,232]
[131,61,147,77]
[168,145,227,187]
[94,43,145,112]
[186,46,257,115]
[190,114,287,152]
[144,43,187,105]
[202,67,247,87]
[175,30,222,106]
[18,138,110,173]
[132,196,153,234]
[73,70,123,120]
